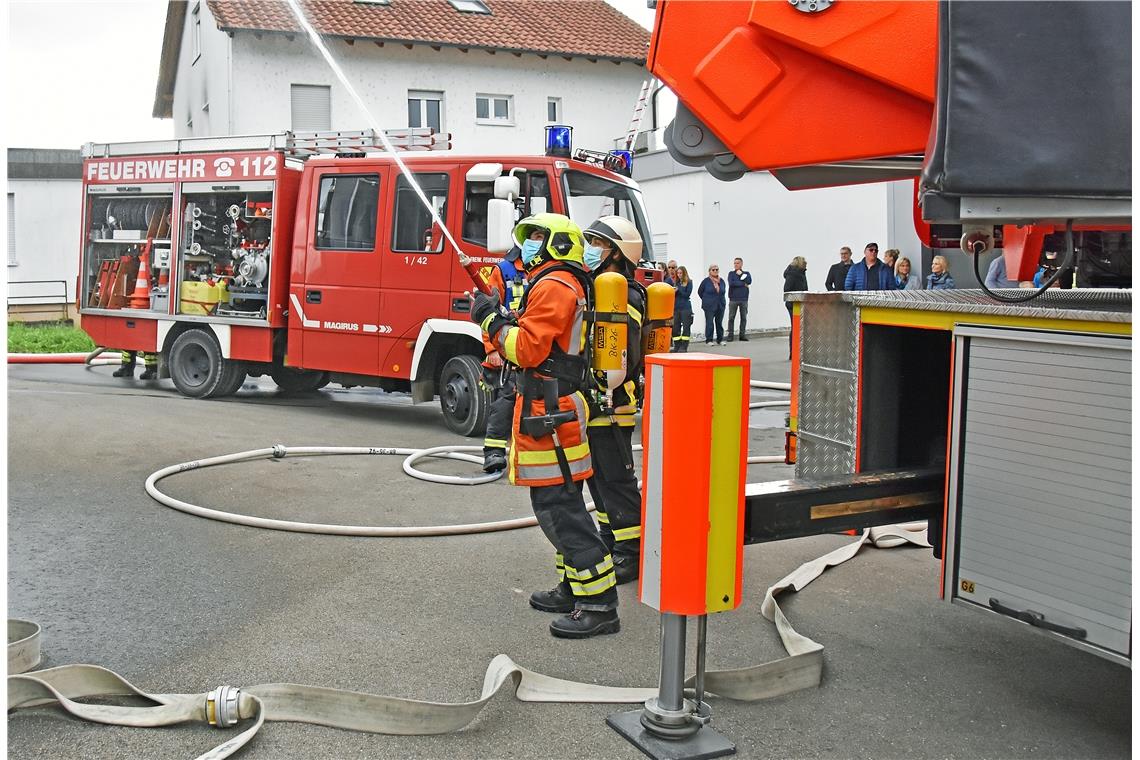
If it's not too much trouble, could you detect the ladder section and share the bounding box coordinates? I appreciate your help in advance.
[83,128,450,159]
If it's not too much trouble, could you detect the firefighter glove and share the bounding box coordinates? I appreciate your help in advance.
[470,289,502,331]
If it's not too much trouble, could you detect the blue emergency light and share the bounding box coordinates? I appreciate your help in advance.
[609,150,633,176]
[545,125,573,158]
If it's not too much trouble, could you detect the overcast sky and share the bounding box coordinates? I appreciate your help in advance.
[6,0,658,150]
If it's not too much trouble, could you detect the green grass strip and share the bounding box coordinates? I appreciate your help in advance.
[7,322,97,354]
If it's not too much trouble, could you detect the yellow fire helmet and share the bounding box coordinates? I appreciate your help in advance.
[512,213,585,268]
[584,215,643,268]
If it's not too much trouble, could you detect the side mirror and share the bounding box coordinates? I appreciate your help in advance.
[487,199,514,253]
[529,196,548,215]
[494,176,521,200]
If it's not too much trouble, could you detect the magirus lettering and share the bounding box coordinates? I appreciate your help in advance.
[322,321,359,331]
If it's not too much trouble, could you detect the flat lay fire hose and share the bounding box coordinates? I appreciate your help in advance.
[8,524,930,759]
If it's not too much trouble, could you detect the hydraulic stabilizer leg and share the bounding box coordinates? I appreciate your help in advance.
[607,612,733,759]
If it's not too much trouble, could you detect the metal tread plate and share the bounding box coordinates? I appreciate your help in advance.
[787,289,1131,323]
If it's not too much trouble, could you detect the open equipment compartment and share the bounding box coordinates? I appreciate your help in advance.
[82,184,174,312]
[178,180,275,320]
[80,146,297,341]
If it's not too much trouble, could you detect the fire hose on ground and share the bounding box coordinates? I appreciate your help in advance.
[7,347,121,365]
[8,524,930,760]
[142,440,786,537]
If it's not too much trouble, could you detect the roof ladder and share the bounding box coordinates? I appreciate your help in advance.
[83,128,450,159]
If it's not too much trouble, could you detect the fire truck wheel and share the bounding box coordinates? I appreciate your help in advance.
[168,329,237,399]
[271,366,330,394]
[214,361,249,398]
[439,355,489,438]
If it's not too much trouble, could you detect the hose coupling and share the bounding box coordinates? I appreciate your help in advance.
[205,685,241,728]
[272,445,287,458]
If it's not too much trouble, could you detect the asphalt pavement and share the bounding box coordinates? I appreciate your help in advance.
[7,335,1130,759]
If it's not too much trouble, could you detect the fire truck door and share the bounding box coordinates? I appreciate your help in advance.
[295,169,385,374]
[378,171,456,374]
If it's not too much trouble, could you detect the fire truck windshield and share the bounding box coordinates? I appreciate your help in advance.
[563,170,654,263]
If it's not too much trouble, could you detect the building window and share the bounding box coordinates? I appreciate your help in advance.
[448,0,491,14]
[291,84,332,132]
[407,91,444,133]
[547,97,561,124]
[7,194,16,266]
[192,3,201,62]
[393,173,449,253]
[476,94,513,125]
[315,174,380,251]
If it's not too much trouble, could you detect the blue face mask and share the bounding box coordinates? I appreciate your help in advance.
[583,244,604,271]
[521,238,544,266]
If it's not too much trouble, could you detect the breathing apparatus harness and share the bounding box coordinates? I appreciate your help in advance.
[585,253,645,474]
[507,260,595,488]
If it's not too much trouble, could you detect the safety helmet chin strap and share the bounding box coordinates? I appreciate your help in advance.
[522,229,554,271]
[604,249,634,276]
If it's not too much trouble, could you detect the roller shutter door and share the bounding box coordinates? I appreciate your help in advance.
[954,330,1131,659]
[291,85,331,132]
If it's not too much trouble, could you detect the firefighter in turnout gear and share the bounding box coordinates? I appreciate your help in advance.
[113,351,158,380]
[470,213,620,639]
[582,216,646,585]
[480,245,528,473]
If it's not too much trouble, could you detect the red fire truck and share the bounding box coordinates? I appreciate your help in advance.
[78,129,653,435]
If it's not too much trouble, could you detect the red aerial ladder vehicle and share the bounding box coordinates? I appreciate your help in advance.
[650,0,1132,665]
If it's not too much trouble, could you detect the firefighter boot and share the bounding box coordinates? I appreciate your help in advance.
[549,608,620,639]
[529,582,575,613]
[139,366,158,381]
[614,555,639,585]
[112,362,136,378]
[483,447,507,474]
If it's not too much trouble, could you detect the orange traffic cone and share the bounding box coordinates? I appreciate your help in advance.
[128,246,152,309]
[156,268,169,288]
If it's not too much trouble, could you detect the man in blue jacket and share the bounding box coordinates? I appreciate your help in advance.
[844,243,898,291]
[726,257,752,341]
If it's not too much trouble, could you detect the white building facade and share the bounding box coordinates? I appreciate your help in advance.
[634,149,924,335]
[156,0,650,157]
[7,149,83,322]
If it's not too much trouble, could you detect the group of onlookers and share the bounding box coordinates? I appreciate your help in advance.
[823,243,956,293]
[656,240,1069,361]
[663,258,753,347]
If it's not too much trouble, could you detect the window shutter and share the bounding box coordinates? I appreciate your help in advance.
[291,84,331,131]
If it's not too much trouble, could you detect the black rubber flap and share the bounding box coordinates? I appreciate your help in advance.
[921,1,1131,203]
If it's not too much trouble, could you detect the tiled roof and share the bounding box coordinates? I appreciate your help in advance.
[206,0,650,63]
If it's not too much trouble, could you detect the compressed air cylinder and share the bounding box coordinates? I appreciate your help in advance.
[591,271,628,377]
[642,282,676,356]
[639,353,749,615]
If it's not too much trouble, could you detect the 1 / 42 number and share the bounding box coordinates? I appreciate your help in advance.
[404,256,429,266]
